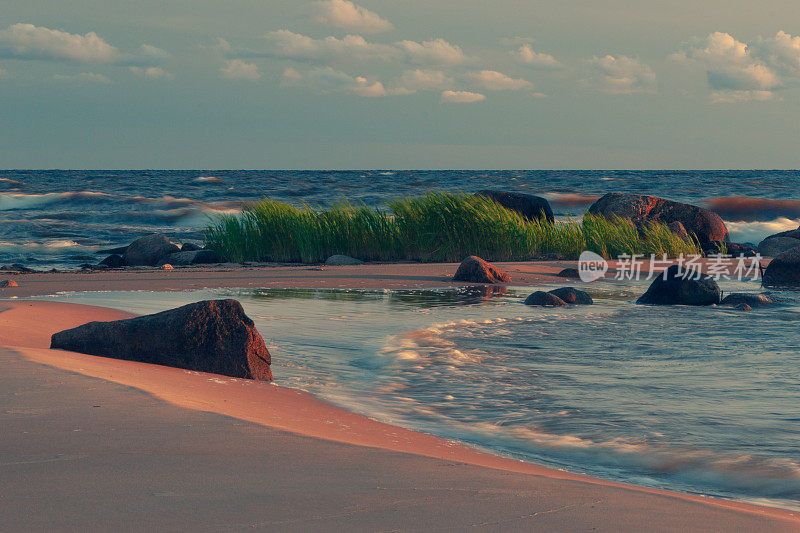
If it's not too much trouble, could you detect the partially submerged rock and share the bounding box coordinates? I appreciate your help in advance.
[452,256,510,284]
[735,303,753,311]
[0,279,19,288]
[123,234,180,266]
[763,248,800,287]
[476,190,554,223]
[50,299,272,381]
[524,291,567,307]
[720,293,775,308]
[637,265,722,305]
[325,254,364,266]
[588,193,728,244]
[181,242,202,252]
[548,287,593,305]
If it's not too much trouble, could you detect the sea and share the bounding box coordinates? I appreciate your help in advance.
[2,169,800,269]
[5,169,800,510]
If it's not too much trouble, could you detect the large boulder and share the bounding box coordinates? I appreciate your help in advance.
[452,256,510,284]
[123,234,180,266]
[477,190,554,223]
[524,291,567,307]
[159,250,220,266]
[757,236,800,257]
[587,193,728,244]
[99,254,124,267]
[50,299,272,380]
[548,287,593,305]
[637,265,722,305]
[763,248,800,287]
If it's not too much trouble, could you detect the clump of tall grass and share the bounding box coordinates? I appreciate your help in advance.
[204,192,700,263]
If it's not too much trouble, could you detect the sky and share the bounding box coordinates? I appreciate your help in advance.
[1,1,799,169]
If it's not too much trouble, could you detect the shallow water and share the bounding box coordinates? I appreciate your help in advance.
[3,169,800,268]
[39,276,800,511]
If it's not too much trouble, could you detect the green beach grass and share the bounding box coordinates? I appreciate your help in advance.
[204,192,701,263]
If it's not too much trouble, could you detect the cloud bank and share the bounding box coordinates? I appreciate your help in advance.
[312,0,393,33]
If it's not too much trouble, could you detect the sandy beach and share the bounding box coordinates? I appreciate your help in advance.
[1,264,797,531]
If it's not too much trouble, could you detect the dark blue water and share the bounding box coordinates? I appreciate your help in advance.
[2,170,800,268]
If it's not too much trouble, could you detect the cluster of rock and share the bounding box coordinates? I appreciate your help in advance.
[96,234,220,269]
[524,287,593,307]
[51,299,272,381]
[755,225,800,287]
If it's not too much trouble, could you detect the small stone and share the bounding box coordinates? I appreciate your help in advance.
[548,287,593,305]
[161,264,174,270]
[324,254,364,266]
[0,279,19,288]
[452,256,510,284]
[734,303,753,311]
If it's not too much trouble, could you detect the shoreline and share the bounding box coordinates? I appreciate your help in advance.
[0,257,768,298]
[2,265,797,530]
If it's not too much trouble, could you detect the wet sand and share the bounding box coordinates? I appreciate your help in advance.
[1,264,796,531]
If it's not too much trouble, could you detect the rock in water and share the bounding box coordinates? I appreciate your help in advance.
[548,287,593,305]
[757,236,800,258]
[50,299,272,381]
[588,193,728,244]
[325,254,364,266]
[720,293,775,308]
[476,190,554,223]
[735,303,753,311]
[0,279,19,288]
[763,248,800,287]
[556,268,580,278]
[637,265,722,305]
[452,256,511,284]
[123,234,180,266]
[524,291,567,307]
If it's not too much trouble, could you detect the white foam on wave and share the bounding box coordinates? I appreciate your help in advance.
[725,217,800,244]
[195,176,223,183]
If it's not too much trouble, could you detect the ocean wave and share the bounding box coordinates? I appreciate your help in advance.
[0,177,24,187]
[195,176,223,183]
[705,196,800,222]
[726,218,800,244]
[0,191,113,211]
[541,192,600,209]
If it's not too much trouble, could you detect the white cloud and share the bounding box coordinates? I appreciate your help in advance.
[397,38,467,65]
[130,66,174,80]
[282,66,304,84]
[282,66,388,97]
[671,31,800,101]
[312,0,393,33]
[391,69,453,94]
[220,59,261,80]
[588,54,655,94]
[134,44,170,64]
[441,90,485,103]
[53,72,112,84]
[0,23,118,63]
[263,30,399,63]
[513,44,562,70]
[469,70,531,91]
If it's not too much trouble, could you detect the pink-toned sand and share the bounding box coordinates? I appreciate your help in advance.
[1,263,795,531]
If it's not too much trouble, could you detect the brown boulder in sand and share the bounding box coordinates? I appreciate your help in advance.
[50,299,272,381]
[452,256,511,284]
[588,193,728,244]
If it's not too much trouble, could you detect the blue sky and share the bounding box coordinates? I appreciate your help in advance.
[1,1,799,169]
